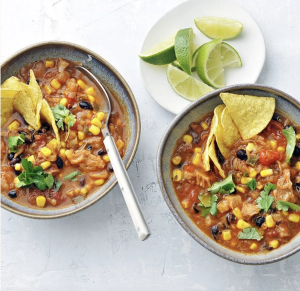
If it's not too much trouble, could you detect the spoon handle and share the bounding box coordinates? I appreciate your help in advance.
[103,135,151,241]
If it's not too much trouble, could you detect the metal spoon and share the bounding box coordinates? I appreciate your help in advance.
[75,65,150,241]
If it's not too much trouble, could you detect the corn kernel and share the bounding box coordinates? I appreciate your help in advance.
[77,79,87,90]
[103,155,110,163]
[183,134,193,144]
[236,186,245,194]
[250,243,258,250]
[27,155,35,163]
[47,139,57,149]
[181,200,189,209]
[192,153,202,167]
[116,140,125,150]
[269,240,279,249]
[78,141,83,146]
[60,141,66,148]
[65,149,71,159]
[45,60,55,68]
[266,215,276,228]
[173,169,182,182]
[296,133,300,141]
[94,179,105,186]
[237,219,250,229]
[8,120,21,131]
[194,147,202,153]
[282,211,289,216]
[89,124,100,135]
[91,117,102,128]
[233,207,243,219]
[86,87,95,96]
[44,85,52,95]
[241,177,252,184]
[36,196,46,207]
[256,183,264,190]
[222,230,232,241]
[41,161,51,170]
[277,146,285,152]
[60,97,68,107]
[59,148,66,158]
[201,121,208,130]
[249,169,257,178]
[246,143,255,152]
[295,161,300,171]
[14,163,22,171]
[81,188,88,195]
[288,213,300,223]
[88,95,95,103]
[78,131,85,141]
[97,112,105,121]
[50,78,61,89]
[41,147,52,157]
[172,156,182,165]
[14,177,20,185]
[270,140,277,150]
[260,169,273,177]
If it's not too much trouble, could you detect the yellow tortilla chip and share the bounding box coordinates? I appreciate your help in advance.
[29,70,43,127]
[208,136,226,178]
[220,93,275,140]
[40,100,60,144]
[1,89,19,126]
[221,107,241,148]
[214,104,231,159]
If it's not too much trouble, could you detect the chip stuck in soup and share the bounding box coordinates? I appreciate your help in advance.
[171,94,300,253]
[1,58,126,209]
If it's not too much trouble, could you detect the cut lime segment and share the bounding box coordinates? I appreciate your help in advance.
[221,42,242,68]
[139,33,177,65]
[196,39,224,89]
[174,28,194,75]
[167,64,213,101]
[194,17,243,40]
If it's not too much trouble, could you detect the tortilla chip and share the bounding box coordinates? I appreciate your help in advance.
[29,70,43,127]
[40,100,60,144]
[202,115,218,171]
[221,107,241,148]
[209,136,226,178]
[220,93,276,140]
[1,89,19,126]
[214,104,231,159]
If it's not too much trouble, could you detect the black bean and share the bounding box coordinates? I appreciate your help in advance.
[236,149,247,161]
[295,183,300,192]
[10,156,21,166]
[25,135,35,144]
[7,153,14,161]
[294,146,300,157]
[107,162,114,172]
[56,156,64,169]
[8,190,17,199]
[86,145,92,151]
[97,149,106,155]
[15,170,22,176]
[226,213,236,225]
[79,176,85,187]
[193,203,199,213]
[211,225,219,239]
[18,130,28,135]
[79,101,93,110]
[255,216,265,227]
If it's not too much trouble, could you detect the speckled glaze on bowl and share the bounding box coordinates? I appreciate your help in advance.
[1,41,140,219]
[157,84,300,264]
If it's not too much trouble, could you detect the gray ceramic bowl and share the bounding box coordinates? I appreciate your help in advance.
[157,84,300,264]
[1,41,140,219]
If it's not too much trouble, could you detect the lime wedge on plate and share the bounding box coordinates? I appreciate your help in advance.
[174,28,194,75]
[139,33,177,65]
[195,38,224,89]
[195,16,243,40]
[221,42,242,67]
[167,64,213,101]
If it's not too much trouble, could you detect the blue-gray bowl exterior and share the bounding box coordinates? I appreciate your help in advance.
[1,41,140,218]
[157,84,300,264]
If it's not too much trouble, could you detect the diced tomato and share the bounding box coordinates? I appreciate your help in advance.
[70,119,80,130]
[265,229,278,238]
[184,164,195,173]
[259,149,283,166]
[263,120,287,147]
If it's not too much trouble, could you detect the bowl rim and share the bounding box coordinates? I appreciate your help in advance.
[1,40,141,219]
[157,83,300,265]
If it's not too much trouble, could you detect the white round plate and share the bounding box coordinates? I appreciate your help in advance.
[139,0,265,115]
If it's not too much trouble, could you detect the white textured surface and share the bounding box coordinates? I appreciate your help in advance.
[1,0,300,290]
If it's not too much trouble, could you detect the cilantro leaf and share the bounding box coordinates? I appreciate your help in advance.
[198,193,218,217]
[51,104,75,130]
[282,126,296,162]
[44,175,54,189]
[207,174,236,194]
[256,183,276,212]
[238,227,263,241]
[55,180,62,191]
[8,134,25,153]
[64,171,81,181]
[247,179,257,191]
[276,201,300,211]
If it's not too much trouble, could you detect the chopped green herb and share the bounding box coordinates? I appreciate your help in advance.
[243,173,248,177]
[208,174,236,194]
[8,134,25,153]
[198,193,218,217]
[51,104,75,130]
[55,180,62,191]
[15,159,54,190]
[282,126,296,162]
[238,227,263,241]
[276,201,300,211]
[64,171,81,181]
[247,179,257,191]
[256,183,276,212]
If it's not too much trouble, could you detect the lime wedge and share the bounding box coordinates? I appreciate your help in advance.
[174,28,194,75]
[194,17,243,40]
[139,33,177,65]
[195,39,224,89]
[221,42,242,68]
[167,64,213,101]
